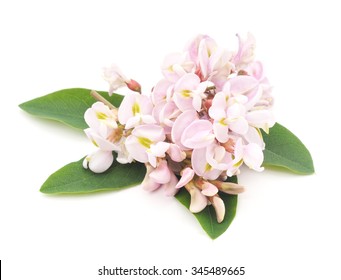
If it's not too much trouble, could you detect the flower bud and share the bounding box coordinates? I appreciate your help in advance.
[209,195,225,223]
[186,182,208,213]
[83,150,114,173]
[201,181,218,196]
[126,79,142,93]
[141,164,160,192]
[213,181,245,195]
[175,167,195,189]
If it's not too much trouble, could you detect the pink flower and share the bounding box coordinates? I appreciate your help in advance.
[84,101,118,132]
[141,161,179,196]
[103,64,141,95]
[173,73,208,112]
[192,142,232,180]
[82,33,276,218]
[83,102,132,172]
[181,119,215,149]
[152,101,181,134]
[198,37,234,89]
[125,124,169,167]
[171,109,198,150]
[83,102,119,150]
[161,52,194,83]
[209,85,249,143]
[167,144,186,162]
[186,34,234,90]
[233,33,256,71]
[118,92,156,129]
[231,138,264,173]
[197,36,219,78]
[151,79,174,105]
[103,64,128,95]
[186,34,210,63]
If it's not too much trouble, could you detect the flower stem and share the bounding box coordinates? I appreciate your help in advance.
[90,90,117,110]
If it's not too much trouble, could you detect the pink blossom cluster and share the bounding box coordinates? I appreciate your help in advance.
[83,34,275,223]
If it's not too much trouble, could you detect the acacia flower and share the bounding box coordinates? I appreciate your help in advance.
[192,142,232,180]
[161,52,195,83]
[233,33,256,70]
[125,124,169,167]
[118,92,156,129]
[103,64,141,95]
[231,138,265,173]
[173,73,208,112]
[83,101,122,173]
[82,33,276,224]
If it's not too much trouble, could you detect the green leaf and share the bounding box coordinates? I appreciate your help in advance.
[262,123,314,174]
[19,88,123,130]
[40,158,146,194]
[175,176,238,239]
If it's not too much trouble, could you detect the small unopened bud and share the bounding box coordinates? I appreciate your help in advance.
[213,181,245,195]
[175,167,194,189]
[209,195,225,223]
[201,181,218,196]
[83,150,114,173]
[126,79,142,93]
[185,182,208,213]
[141,164,160,192]
[196,179,218,196]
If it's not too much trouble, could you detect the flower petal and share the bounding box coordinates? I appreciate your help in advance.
[243,126,264,148]
[209,91,228,120]
[192,147,223,180]
[171,110,198,150]
[213,122,229,143]
[167,144,186,162]
[132,124,165,142]
[125,134,148,163]
[243,143,264,172]
[201,182,218,196]
[246,110,275,132]
[181,120,215,149]
[229,75,258,96]
[211,196,225,223]
[175,167,195,189]
[188,184,208,213]
[229,117,249,135]
[150,141,170,158]
[149,160,171,184]
[162,172,179,196]
[141,164,161,192]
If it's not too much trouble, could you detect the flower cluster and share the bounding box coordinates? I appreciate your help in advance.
[83,33,275,223]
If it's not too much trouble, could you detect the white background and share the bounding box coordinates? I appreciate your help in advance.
[1,0,340,279]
